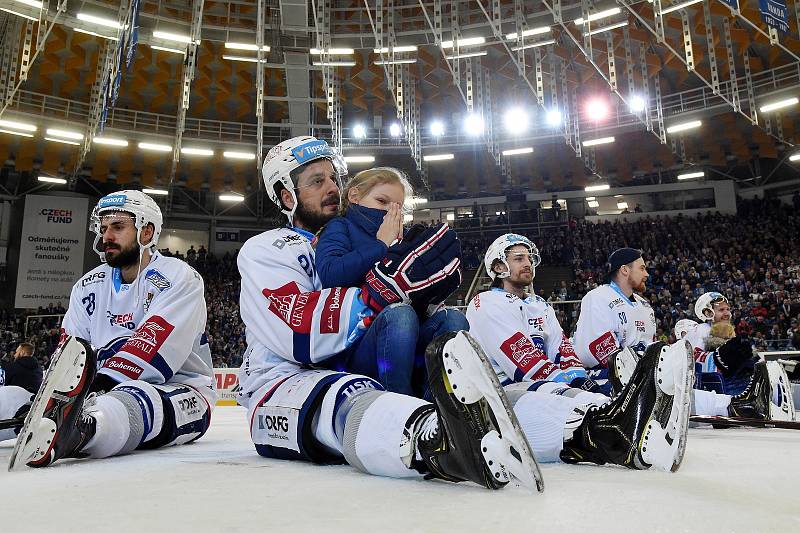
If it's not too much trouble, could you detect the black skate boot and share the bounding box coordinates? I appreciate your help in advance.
[561,341,694,472]
[416,331,543,492]
[608,347,641,395]
[9,336,97,469]
[728,361,770,419]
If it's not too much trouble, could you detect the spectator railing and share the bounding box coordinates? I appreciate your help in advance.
[24,314,65,337]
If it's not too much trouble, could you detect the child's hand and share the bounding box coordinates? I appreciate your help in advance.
[377,203,402,246]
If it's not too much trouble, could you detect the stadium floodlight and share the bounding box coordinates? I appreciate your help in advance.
[582,136,615,147]
[223,55,267,63]
[789,153,800,162]
[0,8,39,21]
[352,124,367,139]
[446,213,455,221]
[142,188,169,196]
[0,119,36,132]
[38,175,67,184]
[586,99,609,121]
[77,13,122,29]
[73,28,119,41]
[389,123,401,137]
[759,97,799,113]
[506,26,551,40]
[181,147,214,156]
[440,36,486,48]
[585,183,611,191]
[617,201,628,209]
[502,147,534,156]
[93,137,128,147]
[343,155,375,164]
[574,7,621,25]
[584,21,628,36]
[312,61,356,67]
[587,200,600,208]
[403,214,414,223]
[223,151,255,160]
[504,107,529,135]
[423,153,454,161]
[310,48,355,55]
[546,109,562,126]
[511,39,556,51]
[15,0,43,8]
[445,51,488,60]
[666,120,701,133]
[151,45,185,54]
[139,142,172,152]
[661,0,703,15]
[677,171,705,180]
[0,128,34,137]
[225,42,270,52]
[373,45,418,53]
[152,31,197,44]
[430,121,445,137]
[374,59,417,65]
[586,196,596,201]
[219,194,245,202]
[406,196,428,206]
[46,128,83,140]
[45,137,80,146]
[629,94,646,113]
[464,113,484,136]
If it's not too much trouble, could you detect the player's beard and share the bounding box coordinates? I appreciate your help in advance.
[104,241,141,268]
[633,278,647,293]
[295,198,339,234]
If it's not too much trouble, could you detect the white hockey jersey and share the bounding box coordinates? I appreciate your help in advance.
[684,322,719,373]
[237,226,376,408]
[61,251,215,400]
[572,282,657,367]
[466,289,582,384]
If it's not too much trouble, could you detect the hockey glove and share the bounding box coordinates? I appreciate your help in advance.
[568,376,605,394]
[361,223,462,312]
[714,336,754,378]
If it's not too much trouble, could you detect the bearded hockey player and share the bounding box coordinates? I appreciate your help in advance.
[8,190,215,469]
[466,234,692,472]
[572,248,793,423]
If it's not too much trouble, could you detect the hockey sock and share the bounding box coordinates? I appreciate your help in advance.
[81,391,147,458]
[511,391,589,463]
[692,389,731,417]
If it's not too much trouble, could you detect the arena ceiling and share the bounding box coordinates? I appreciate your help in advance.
[1,0,800,208]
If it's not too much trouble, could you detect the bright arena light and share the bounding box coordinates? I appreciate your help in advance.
[0,119,37,131]
[343,155,375,164]
[585,183,611,191]
[504,107,529,135]
[142,188,169,195]
[629,95,646,113]
[139,142,172,152]
[223,151,255,160]
[582,136,615,147]
[389,123,401,137]
[759,97,799,113]
[423,153,454,161]
[502,147,533,156]
[790,153,800,162]
[430,121,445,137]
[463,113,484,136]
[38,175,67,184]
[586,98,609,121]
[219,193,245,202]
[666,120,702,134]
[677,171,705,180]
[352,124,367,139]
[546,109,562,126]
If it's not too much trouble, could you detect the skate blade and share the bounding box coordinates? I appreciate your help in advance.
[8,337,88,470]
[640,341,694,473]
[767,361,796,422]
[444,331,544,493]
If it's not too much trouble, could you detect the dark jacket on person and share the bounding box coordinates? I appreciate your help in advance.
[316,204,390,289]
[1,355,43,394]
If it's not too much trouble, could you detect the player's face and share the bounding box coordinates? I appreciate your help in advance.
[626,258,649,292]
[713,301,731,323]
[293,159,341,233]
[505,245,535,285]
[352,182,405,211]
[99,212,142,268]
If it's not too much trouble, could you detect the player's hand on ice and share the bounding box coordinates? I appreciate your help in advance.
[376,203,403,247]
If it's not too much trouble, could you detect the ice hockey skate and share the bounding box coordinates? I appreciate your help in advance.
[608,346,641,395]
[8,336,97,470]
[765,361,796,421]
[561,340,694,472]
[727,361,773,420]
[419,331,544,492]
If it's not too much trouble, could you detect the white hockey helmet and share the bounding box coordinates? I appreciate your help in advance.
[674,318,698,339]
[262,136,348,223]
[484,233,541,280]
[694,291,729,321]
[90,190,163,262]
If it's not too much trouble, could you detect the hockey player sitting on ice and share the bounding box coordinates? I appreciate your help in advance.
[466,234,691,470]
[236,136,691,493]
[572,247,793,423]
[7,190,215,469]
[314,166,467,396]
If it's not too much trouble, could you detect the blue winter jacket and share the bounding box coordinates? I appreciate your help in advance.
[316,204,390,288]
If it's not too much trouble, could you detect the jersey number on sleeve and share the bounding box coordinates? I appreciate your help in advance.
[298,254,315,279]
[82,293,96,316]
[618,312,627,325]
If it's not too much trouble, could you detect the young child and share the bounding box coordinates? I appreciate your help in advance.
[315,167,467,396]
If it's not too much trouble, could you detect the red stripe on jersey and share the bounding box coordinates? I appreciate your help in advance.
[500,332,548,375]
[589,331,618,365]
[320,287,343,334]
[118,315,174,363]
[694,347,708,363]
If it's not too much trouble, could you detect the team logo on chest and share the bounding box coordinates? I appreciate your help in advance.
[107,311,136,330]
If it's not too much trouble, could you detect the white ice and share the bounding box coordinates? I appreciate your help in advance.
[1,407,798,532]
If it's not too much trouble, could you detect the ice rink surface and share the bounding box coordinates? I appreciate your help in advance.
[1,406,798,533]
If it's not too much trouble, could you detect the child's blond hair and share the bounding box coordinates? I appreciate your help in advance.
[340,166,413,214]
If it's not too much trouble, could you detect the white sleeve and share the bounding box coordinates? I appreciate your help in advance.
[573,292,620,367]
[238,237,374,365]
[61,282,92,341]
[100,266,206,384]
[466,293,559,382]
[685,326,718,373]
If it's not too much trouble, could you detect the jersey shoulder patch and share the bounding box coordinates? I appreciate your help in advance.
[77,267,109,289]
